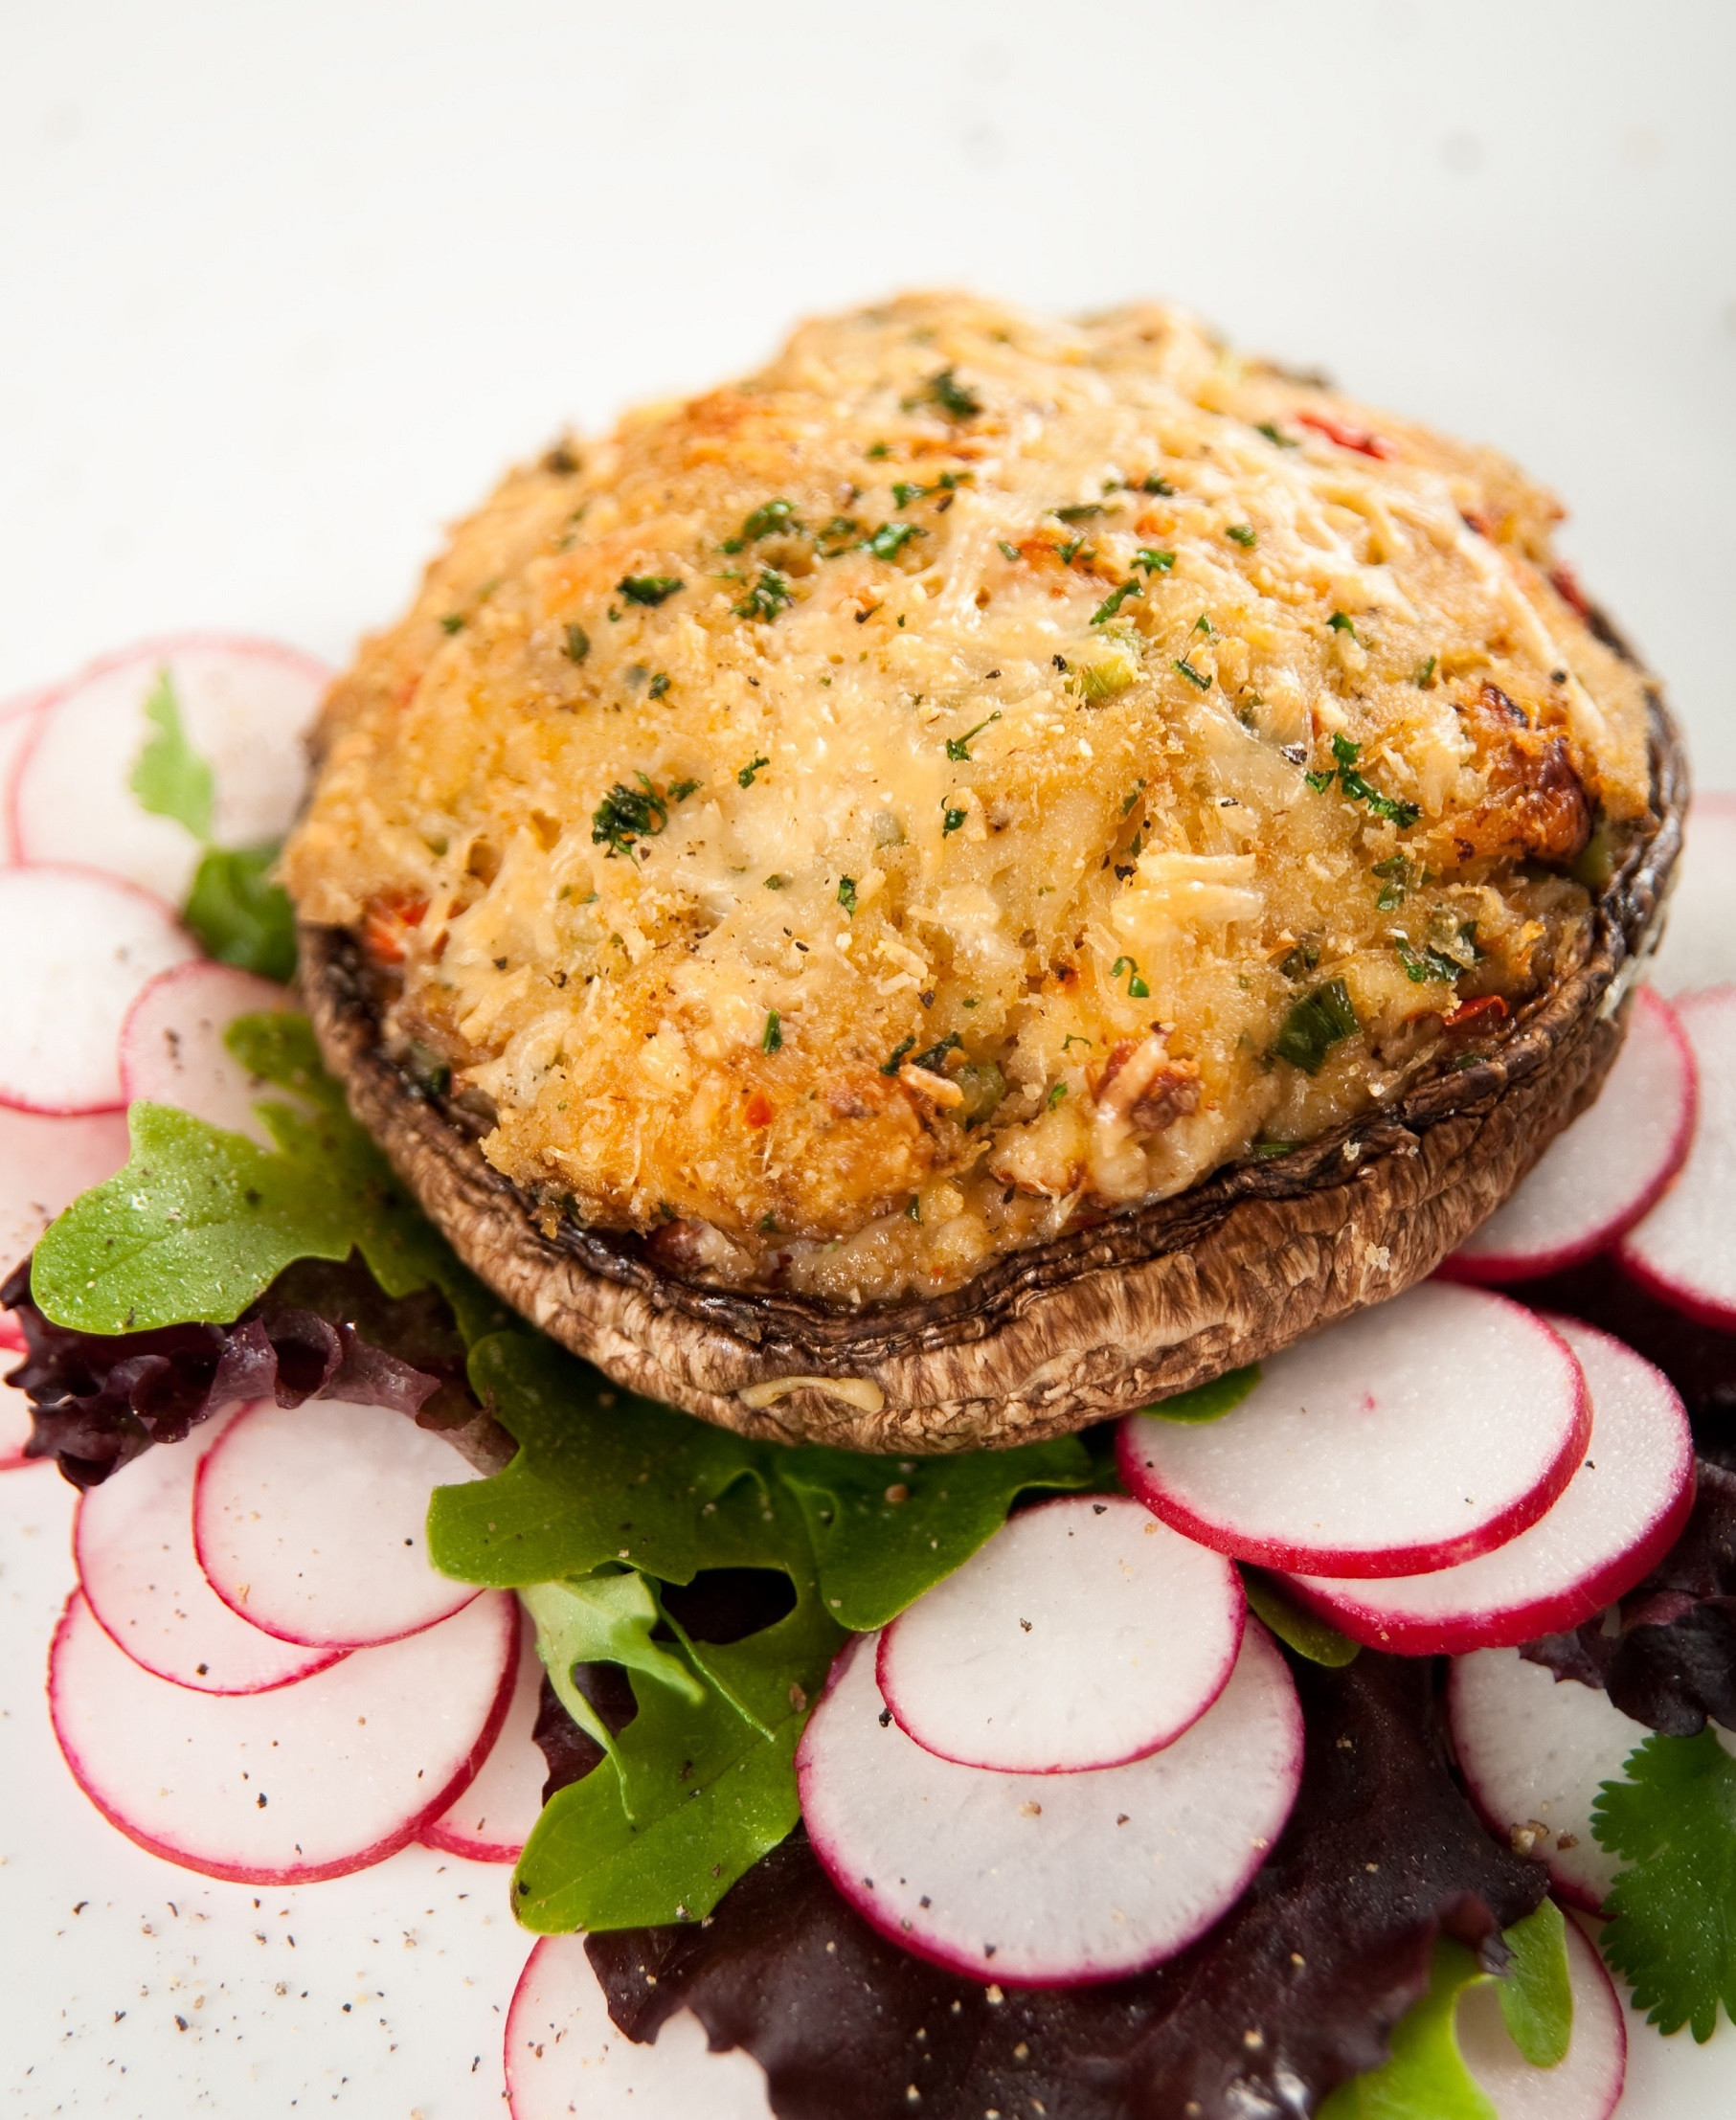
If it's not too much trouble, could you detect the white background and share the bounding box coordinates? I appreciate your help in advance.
[3,2,1734,2113]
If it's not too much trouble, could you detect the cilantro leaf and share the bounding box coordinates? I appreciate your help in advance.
[1595,1726,1736,2041]
[31,1014,499,1341]
[778,1434,1095,1631]
[183,843,298,981]
[129,668,214,843]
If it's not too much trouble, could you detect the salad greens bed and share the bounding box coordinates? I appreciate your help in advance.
[16,993,1736,2110]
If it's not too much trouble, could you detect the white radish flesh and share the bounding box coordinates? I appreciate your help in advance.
[0,867,196,1113]
[120,959,299,1146]
[0,687,50,861]
[0,1102,131,1276]
[1618,986,1736,1330]
[1117,1283,1589,1578]
[421,1624,548,1861]
[11,635,330,904]
[1447,986,1697,1281]
[1448,1647,1658,1913]
[75,1412,344,1694]
[49,1586,517,1883]
[506,1932,773,2120]
[1648,793,1736,999]
[1456,1913,1626,2120]
[1282,1319,1694,1655]
[876,1495,1244,1773]
[193,1397,484,1649]
[798,1620,1302,1986]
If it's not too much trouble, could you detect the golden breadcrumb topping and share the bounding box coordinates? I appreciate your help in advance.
[284,292,1655,1304]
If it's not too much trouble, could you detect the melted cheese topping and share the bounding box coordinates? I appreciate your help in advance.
[284,293,1656,1305]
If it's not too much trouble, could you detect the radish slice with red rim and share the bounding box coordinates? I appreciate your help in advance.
[49,1586,517,1883]
[11,634,330,904]
[1447,1646,1673,1914]
[506,1932,774,2120]
[1281,1319,1694,1655]
[75,1410,345,1694]
[1116,1283,1589,1579]
[1456,1912,1626,2119]
[0,685,51,861]
[0,1102,131,1279]
[421,1623,548,1862]
[797,1619,1302,1987]
[1618,985,1736,1330]
[1648,792,1736,1000]
[875,1495,1244,1773]
[0,867,196,1114]
[193,1396,484,1649]
[120,959,300,1145]
[0,1375,35,1472]
[1446,986,1697,1282]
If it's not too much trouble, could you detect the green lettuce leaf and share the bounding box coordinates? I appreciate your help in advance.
[1242,1568,1361,1668]
[1143,1363,1260,1423]
[129,668,214,842]
[1595,1725,1736,2041]
[184,842,299,981]
[1497,1898,1572,2067]
[522,1572,707,1768]
[31,1014,503,1343]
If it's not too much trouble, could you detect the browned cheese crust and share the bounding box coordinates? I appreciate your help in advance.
[286,293,1681,1448]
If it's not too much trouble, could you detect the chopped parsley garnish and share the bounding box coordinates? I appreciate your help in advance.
[910,1032,961,1075]
[1255,421,1296,447]
[737,755,770,789]
[891,472,969,508]
[722,499,800,553]
[1139,472,1176,494]
[1091,580,1143,625]
[1173,657,1211,691]
[733,569,794,622]
[815,515,862,555]
[1252,1139,1299,1160]
[647,672,670,699]
[1308,733,1422,828]
[563,622,591,664]
[881,1035,917,1077]
[1111,955,1151,1000]
[996,540,1021,563]
[592,774,669,857]
[440,613,465,634]
[906,1194,921,1221]
[1047,1080,1069,1108]
[761,1010,782,1053]
[1121,778,1147,817]
[837,876,858,915]
[617,574,683,606]
[1053,503,1108,524]
[1132,548,1175,575]
[1273,979,1359,1074]
[1192,612,1214,636]
[1414,655,1438,688]
[1328,610,1359,640]
[1279,936,1320,980]
[1226,524,1257,548]
[1393,936,1462,985]
[941,803,967,836]
[861,521,926,561]
[1055,537,1090,565]
[945,712,1001,761]
[667,778,702,801]
[926,368,981,420]
[866,440,890,459]
[763,874,786,890]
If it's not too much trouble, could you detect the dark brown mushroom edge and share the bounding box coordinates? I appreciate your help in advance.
[299,680,1685,1456]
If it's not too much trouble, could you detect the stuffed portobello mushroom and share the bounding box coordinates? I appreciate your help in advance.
[284,293,1684,1451]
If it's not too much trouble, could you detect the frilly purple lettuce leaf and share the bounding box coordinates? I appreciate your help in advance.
[584,1650,1546,2120]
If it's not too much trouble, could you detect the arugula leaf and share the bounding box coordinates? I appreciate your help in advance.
[427,1331,765,1588]
[523,1572,708,1767]
[1595,1726,1736,2040]
[31,1014,501,1342]
[1319,1940,1496,2120]
[129,668,214,843]
[1145,1364,1259,1423]
[778,1433,1095,1631]
[1242,1569,1361,1668]
[1496,1899,1572,2067]
[183,843,298,981]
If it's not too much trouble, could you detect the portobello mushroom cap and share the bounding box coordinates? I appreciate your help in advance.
[299,679,1684,1454]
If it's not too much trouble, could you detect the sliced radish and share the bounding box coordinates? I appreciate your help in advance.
[1446,986,1697,1282]
[0,867,197,1114]
[1448,1647,1657,1914]
[1116,1283,1589,1579]
[875,1495,1244,1774]
[797,1619,1302,1986]
[421,1623,548,1862]
[506,1932,774,2120]
[75,1410,344,1694]
[120,959,298,1145]
[49,1585,517,1883]
[1456,1912,1626,2119]
[0,1375,36,1472]
[1648,792,1736,1000]
[0,1101,132,1276]
[0,686,51,862]
[1618,986,1736,1329]
[1281,1319,1694,1655]
[11,634,330,904]
[193,1396,484,1649]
